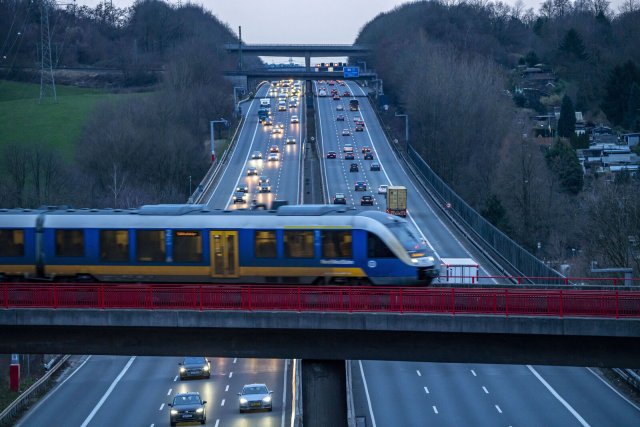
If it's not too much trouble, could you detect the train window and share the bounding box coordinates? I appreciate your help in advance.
[367,233,394,258]
[321,230,352,258]
[100,230,129,262]
[0,229,24,257]
[255,230,277,258]
[173,230,202,263]
[136,230,165,262]
[284,230,314,258]
[55,229,84,257]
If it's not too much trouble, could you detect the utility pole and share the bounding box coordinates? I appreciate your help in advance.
[39,0,57,104]
[238,26,243,71]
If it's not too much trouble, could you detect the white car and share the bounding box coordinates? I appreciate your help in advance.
[378,184,388,195]
[336,105,344,111]
[251,151,262,160]
[268,153,279,161]
[291,115,299,124]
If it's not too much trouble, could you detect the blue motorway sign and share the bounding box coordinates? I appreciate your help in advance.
[343,66,360,78]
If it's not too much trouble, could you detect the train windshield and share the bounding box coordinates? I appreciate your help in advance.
[386,222,427,254]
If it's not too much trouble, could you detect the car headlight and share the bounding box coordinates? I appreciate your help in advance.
[203,365,210,371]
[426,256,435,263]
[411,259,418,264]
[196,408,204,413]
[262,396,272,403]
[179,367,186,373]
[239,398,248,404]
[170,409,178,415]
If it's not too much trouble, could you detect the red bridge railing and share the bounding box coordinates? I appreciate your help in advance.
[2,283,640,318]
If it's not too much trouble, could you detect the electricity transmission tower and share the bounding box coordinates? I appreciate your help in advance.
[39,0,57,103]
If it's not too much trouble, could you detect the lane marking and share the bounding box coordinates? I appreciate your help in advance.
[159,403,164,410]
[586,368,640,412]
[215,420,220,427]
[527,365,591,426]
[79,356,136,427]
[225,384,229,392]
[433,406,439,414]
[416,369,422,377]
[229,372,233,378]
[233,358,237,364]
[471,369,477,377]
[482,386,489,394]
[289,359,298,427]
[282,359,288,427]
[424,386,429,394]
[495,404,502,414]
[221,398,225,406]
[358,361,377,427]
[167,388,172,395]
[173,375,178,382]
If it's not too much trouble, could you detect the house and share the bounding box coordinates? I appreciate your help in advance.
[623,133,640,147]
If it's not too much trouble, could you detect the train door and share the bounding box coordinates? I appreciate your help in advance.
[209,231,238,278]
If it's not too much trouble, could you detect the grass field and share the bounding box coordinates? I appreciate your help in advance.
[0,80,127,157]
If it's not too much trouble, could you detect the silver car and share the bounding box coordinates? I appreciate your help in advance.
[238,383,273,412]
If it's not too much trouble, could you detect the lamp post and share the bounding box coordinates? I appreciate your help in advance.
[210,118,229,163]
[395,112,409,151]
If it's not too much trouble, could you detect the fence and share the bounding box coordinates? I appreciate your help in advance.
[2,284,639,318]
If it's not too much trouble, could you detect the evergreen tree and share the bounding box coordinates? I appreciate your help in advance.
[559,28,587,60]
[558,95,576,138]
[601,61,640,126]
[570,133,589,149]
[624,82,640,131]
[481,194,510,232]
[546,139,584,194]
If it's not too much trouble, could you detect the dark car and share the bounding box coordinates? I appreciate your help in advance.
[364,153,374,160]
[355,181,367,191]
[247,167,258,176]
[333,193,347,204]
[236,184,248,193]
[326,151,337,159]
[361,146,371,153]
[370,163,381,171]
[169,392,207,426]
[349,163,359,172]
[355,125,364,132]
[345,152,355,160]
[333,95,340,100]
[179,357,211,380]
[238,383,273,413]
[361,195,374,206]
[336,115,345,121]
[232,192,247,204]
[343,91,351,96]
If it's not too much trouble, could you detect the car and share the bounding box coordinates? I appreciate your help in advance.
[343,144,354,153]
[370,163,381,171]
[361,146,371,153]
[247,167,258,176]
[233,192,247,204]
[169,392,207,426]
[328,80,335,86]
[355,125,364,132]
[336,105,344,111]
[345,152,355,160]
[263,118,273,126]
[268,153,279,162]
[333,193,347,204]
[251,151,262,160]
[258,176,270,185]
[286,137,296,144]
[355,120,365,127]
[289,102,297,109]
[355,181,367,191]
[343,91,351,96]
[364,153,374,160]
[353,116,363,122]
[272,127,282,135]
[269,145,279,153]
[349,163,359,172]
[258,184,271,193]
[290,115,299,123]
[238,383,273,413]
[378,184,388,194]
[360,195,374,206]
[333,95,341,100]
[276,123,285,129]
[336,115,345,121]
[236,184,248,193]
[326,151,337,159]
[178,357,211,380]
[342,129,350,136]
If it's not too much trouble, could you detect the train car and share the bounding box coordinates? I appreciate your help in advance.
[0,205,439,285]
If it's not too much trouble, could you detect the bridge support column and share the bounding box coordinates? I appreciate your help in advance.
[305,52,311,72]
[301,359,348,427]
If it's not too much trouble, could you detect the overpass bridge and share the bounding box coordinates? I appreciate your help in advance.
[224,68,377,80]
[224,43,371,71]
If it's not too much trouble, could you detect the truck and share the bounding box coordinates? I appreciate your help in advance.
[349,99,359,111]
[260,98,271,108]
[439,258,479,284]
[386,186,407,217]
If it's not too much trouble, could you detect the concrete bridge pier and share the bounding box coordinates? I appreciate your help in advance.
[305,52,311,72]
[301,359,348,427]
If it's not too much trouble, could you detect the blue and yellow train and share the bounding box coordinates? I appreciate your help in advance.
[0,204,439,285]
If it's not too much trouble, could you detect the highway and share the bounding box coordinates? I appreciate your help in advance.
[313,80,640,426]
[15,82,300,427]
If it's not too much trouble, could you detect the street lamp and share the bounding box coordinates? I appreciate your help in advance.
[210,118,229,162]
[395,112,409,151]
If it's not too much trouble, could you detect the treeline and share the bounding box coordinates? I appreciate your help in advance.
[356,0,640,275]
[0,0,245,207]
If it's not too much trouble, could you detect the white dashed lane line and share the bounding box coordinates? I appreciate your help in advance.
[229,372,233,378]
[158,403,164,411]
[483,386,489,394]
[416,370,422,377]
[225,384,229,392]
[495,404,503,414]
[221,399,225,406]
[471,369,477,377]
[433,406,439,414]
[424,386,429,394]
[167,389,172,395]
[173,375,178,382]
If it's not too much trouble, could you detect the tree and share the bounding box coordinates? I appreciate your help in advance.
[558,95,576,138]
[546,139,584,194]
[524,51,539,67]
[559,29,587,60]
[481,193,510,232]
[624,82,640,131]
[601,61,640,126]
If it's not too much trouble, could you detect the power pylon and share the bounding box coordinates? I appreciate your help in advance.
[39,0,57,103]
